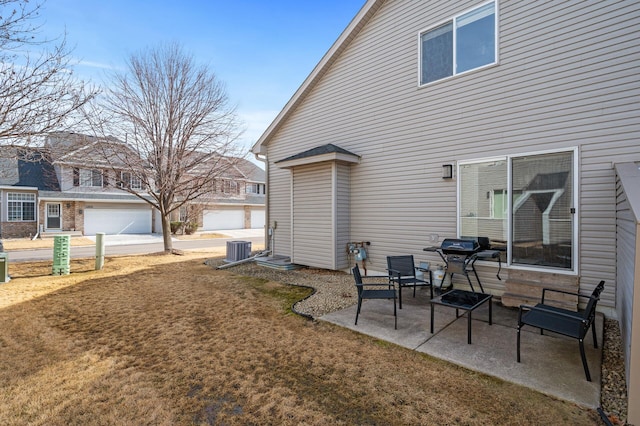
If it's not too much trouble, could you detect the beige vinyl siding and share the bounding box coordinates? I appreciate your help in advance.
[262,0,640,308]
[268,166,292,256]
[292,163,333,268]
[336,163,351,270]
[616,174,635,380]
[615,163,640,424]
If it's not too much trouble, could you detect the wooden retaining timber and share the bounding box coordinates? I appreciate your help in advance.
[501,269,579,311]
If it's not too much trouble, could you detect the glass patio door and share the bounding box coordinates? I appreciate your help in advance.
[511,151,574,269]
[459,150,575,271]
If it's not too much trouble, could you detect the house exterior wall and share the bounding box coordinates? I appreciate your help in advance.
[38,201,79,232]
[0,221,37,239]
[615,163,640,425]
[291,163,334,268]
[632,229,640,426]
[336,163,351,270]
[261,0,640,310]
[0,188,38,238]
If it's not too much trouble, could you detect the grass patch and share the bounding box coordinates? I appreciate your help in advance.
[0,254,599,425]
[240,275,314,315]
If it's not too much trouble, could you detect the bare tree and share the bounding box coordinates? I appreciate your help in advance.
[0,0,98,145]
[98,43,244,253]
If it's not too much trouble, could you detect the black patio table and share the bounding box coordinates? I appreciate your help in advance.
[430,289,493,344]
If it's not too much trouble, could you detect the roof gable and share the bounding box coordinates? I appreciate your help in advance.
[275,144,360,168]
[17,150,60,190]
[234,157,265,182]
[252,0,386,155]
[0,147,60,190]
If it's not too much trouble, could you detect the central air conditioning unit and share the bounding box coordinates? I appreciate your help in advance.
[226,241,252,262]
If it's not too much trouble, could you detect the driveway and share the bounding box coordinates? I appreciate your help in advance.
[6,229,265,262]
[85,229,264,246]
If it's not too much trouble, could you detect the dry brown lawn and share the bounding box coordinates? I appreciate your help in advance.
[2,237,96,250]
[1,233,228,251]
[0,253,599,425]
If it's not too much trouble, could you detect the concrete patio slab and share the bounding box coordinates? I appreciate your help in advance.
[319,287,602,408]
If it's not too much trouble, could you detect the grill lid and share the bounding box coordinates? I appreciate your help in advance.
[440,238,480,254]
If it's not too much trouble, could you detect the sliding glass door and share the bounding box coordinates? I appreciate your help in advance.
[458,150,575,271]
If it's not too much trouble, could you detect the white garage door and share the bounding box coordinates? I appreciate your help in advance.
[203,208,244,230]
[251,209,265,229]
[84,205,152,235]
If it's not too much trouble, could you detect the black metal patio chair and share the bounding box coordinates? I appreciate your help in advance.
[516,280,605,381]
[386,255,433,309]
[353,265,397,329]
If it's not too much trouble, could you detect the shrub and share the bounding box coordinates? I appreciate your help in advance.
[184,222,198,235]
[170,221,183,234]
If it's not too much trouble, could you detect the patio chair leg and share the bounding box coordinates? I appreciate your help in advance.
[398,286,403,309]
[592,321,598,349]
[516,326,522,362]
[393,297,397,330]
[466,274,475,293]
[579,339,591,382]
[355,298,362,325]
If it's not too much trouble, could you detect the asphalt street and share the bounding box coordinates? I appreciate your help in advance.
[6,234,265,262]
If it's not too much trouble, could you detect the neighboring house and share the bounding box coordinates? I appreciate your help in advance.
[0,132,265,238]
[0,147,59,238]
[42,132,156,236]
[252,0,639,421]
[178,156,266,231]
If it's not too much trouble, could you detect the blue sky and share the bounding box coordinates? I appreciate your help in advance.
[36,0,366,160]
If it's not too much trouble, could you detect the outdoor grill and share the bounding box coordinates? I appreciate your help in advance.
[424,237,501,293]
[440,238,482,255]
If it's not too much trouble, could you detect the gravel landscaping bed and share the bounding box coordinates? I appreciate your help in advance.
[222,261,629,424]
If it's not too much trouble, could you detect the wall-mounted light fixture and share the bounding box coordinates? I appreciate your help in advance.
[442,164,453,179]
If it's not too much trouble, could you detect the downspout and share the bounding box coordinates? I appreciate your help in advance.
[34,192,41,240]
[254,152,270,252]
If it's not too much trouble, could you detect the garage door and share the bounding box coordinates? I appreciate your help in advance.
[203,208,244,230]
[251,209,265,229]
[84,205,152,235]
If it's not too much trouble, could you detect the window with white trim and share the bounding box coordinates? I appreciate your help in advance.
[7,193,36,221]
[120,171,142,190]
[459,150,575,270]
[246,183,266,195]
[420,1,497,85]
[222,180,239,194]
[79,168,103,187]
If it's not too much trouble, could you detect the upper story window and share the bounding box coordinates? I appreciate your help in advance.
[246,183,266,195]
[7,193,36,221]
[120,171,142,190]
[75,168,103,187]
[420,1,497,85]
[222,180,239,195]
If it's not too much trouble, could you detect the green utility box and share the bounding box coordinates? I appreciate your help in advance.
[52,235,71,275]
[0,252,8,283]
